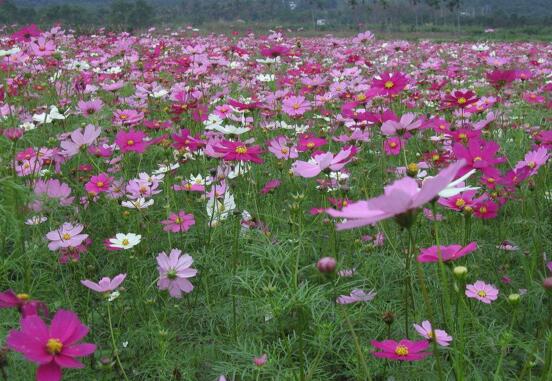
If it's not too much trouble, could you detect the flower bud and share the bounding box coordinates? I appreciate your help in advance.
[453,266,468,278]
[382,311,395,325]
[316,257,336,273]
[543,277,552,290]
[406,163,419,177]
[507,293,520,305]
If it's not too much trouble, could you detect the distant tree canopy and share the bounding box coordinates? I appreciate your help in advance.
[1,0,551,31]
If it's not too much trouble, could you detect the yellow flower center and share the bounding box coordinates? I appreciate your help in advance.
[455,199,466,208]
[528,161,536,168]
[16,293,30,301]
[395,345,409,356]
[477,290,487,298]
[432,154,440,161]
[306,142,315,148]
[122,239,129,246]
[384,80,394,89]
[46,338,63,355]
[281,148,289,154]
[127,139,134,146]
[479,206,487,214]
[473,156,482,162]
[464,206,473,213]
[356,93,366,101]
[457,97,467,105]
[62,233,71,241]
[185,183,192,190]
[235,146,248,154]
[389,142,397,148]
[96,181,104,188]
[292,103,300,110]
[487,177,495,183]
[407,163,418,173]
[175,217,182,224]
[119,114,128,120]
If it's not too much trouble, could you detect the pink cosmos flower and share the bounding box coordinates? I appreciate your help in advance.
[46,223,88,251]
[413,321,452,346]
[443,90,479,109]
[514,147,549,176]
[156,249,197,298]
[381,113,422,137]
[32,179,74,211]
[267,136,298,160]
[214,140,263,163]
[80,274,126,293]
[11,24,42,42]
[417,242,477,263]
[30,37,56,57]
[161,211,196,233]
[7,309,96,381]
[261,179,281,194]
[282,95,311,116]
[292,147,354,178]
[115,129,149,153]
[372,72,408,96]
[77,99,103,117]
[371,339,431,361]
[172,129,204,152]
[466,281,499,304]
[0,290,48,318]
[327,160,465,230]
[383,137,403,156]
[473,196,499,219]
[336,289,376,304]
[61,124,101,156]
[84,173,113,195]
[453,138,505,176]
[112,109,144,127]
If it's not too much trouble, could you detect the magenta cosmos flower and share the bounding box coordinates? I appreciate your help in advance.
[112,109,144,127]
[372,72,409,96]
[115,129,149,153]
[466,281,499,304]
[46,223,88,251]
[413,321,452,347]
[156,249,197,298]
[327,160,465,230]
[282,95,311,116]
[80,274,126,293]
[214,140,263,164]
[77,99,103,117]
[0,290,48,318]
[7,309,96,381]
[161,211,195,233]
[371,339,431,361]
[84,173,113,195]
[417,242,478,263]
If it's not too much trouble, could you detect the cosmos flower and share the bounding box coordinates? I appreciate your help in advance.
[371,339,431,361]
[327,160,465,230]
[81,274,127,293]
[214,140,263,164]
[7,309,96,381]
[108,233,141,250]
[465,281,499,304]
[413,321,452,346]
[46,223,88,251]
[336,289,377,304]
[0,290,48,318]
[161,211,196,233]
[84,173,113,195]
[156,249,197,298]
[282,95,311,116]
[417,242,478,263]
[372,72,409,96]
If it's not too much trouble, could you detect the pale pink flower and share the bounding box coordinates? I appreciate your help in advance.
[81,274,126,293]
[413,321,452,346]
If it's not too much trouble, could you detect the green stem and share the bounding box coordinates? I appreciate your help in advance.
[107,302,129,381]
[343,312,372,381]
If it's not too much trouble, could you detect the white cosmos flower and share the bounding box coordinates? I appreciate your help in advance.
[20,122,36,131]
[208,124,250,135]
[256,74,275,82]
[0,47,21,57]
[109,233,141,249]
[32,106,67,124]
[25,216,48,225]
[152,163,180,175]
[122,198,154,209]
[206,192,236,225]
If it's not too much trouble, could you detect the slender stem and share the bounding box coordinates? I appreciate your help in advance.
[107,302,129,381]
[231,216,240,340]
[343,312,372,381]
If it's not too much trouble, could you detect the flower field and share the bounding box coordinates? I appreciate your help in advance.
[0,25,551,381]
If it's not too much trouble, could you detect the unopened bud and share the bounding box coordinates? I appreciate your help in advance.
[453,266,468,278]
[316,257,336,273]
